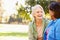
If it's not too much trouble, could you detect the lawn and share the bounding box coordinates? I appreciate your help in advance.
[0,32,28,37]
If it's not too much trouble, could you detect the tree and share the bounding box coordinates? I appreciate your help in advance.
[25,0,51,14]
[37,0,50,13]
[16,4,31,22]
[26,0,36,7]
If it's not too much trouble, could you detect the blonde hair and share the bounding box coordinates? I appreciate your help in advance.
[31,4,45,18]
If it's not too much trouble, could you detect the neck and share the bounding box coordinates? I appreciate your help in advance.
[51,16,56,20]
[36,19,42,23]
[35,19,43,27]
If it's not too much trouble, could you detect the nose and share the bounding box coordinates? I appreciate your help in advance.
[38,12,42,15]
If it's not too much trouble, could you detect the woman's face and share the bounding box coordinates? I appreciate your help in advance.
[33,8,43,20]
[49,10,55,19]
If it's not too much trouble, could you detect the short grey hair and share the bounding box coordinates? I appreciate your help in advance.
[31,4,45,17]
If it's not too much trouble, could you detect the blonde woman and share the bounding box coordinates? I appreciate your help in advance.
[29,4,49,40]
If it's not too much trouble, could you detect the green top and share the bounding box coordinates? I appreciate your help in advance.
[29,18,49,40]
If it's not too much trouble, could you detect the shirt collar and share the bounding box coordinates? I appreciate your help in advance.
[54,19,57,23]
[53,19,58,23]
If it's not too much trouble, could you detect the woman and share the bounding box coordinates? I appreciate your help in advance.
[29,5,49,40]
[43,2,60,40]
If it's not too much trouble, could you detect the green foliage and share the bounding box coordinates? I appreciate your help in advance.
[0,32,28,37]
[26,0,36,7]
[25,0,51,13]
[17,5,31,21]
[38,0,50,13]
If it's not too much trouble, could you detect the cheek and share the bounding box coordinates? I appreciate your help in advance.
[50,13,54,17]
[49,11,54,16]
[49,13,52,16]
[34,12,38,15]
[49,10,55,16]
[38,13,43,17]
[40,13,43,15]
[33,13,37,17]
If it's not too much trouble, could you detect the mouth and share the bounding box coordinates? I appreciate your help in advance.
[38,15,42,17]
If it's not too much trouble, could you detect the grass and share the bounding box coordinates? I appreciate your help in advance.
[0,32,28,37]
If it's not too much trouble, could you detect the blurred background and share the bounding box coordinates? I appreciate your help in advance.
[0,0,60,40]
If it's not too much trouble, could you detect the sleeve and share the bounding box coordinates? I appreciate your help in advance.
[29,22,34,40]
[48,21,60,40]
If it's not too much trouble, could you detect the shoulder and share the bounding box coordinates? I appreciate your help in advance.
[29,20,35,30]
[55,19,60,28]
[55,19,60,26]
[56,19,60,23]
[29,21,34,27]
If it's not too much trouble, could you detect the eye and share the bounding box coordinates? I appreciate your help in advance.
[37,11,39,13]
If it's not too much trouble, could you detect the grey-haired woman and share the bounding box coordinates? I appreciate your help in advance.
[29,4,49,40]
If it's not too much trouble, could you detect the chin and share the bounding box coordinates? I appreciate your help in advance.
[39,18,43,20]
[51,17,54,20]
